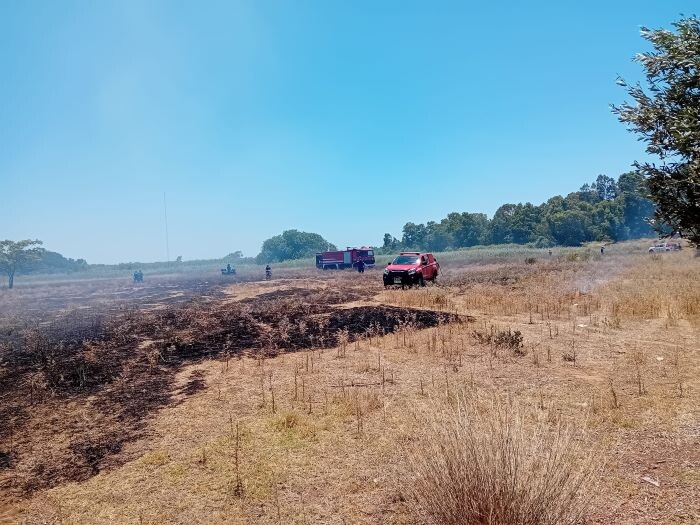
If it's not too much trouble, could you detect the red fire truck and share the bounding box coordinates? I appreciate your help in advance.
[315,247,375,270]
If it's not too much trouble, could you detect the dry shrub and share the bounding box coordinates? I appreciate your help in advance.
[404,391,598,525]
[272,411,301,430]
[471,326,524,355]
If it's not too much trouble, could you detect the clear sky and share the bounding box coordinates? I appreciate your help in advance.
[1,1,695,263]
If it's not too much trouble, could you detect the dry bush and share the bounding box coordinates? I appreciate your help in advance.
[471,326,525,355]
[404,391,598,525]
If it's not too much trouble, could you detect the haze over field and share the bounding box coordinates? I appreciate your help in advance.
[1,4,699,523]
[2,1,696,263]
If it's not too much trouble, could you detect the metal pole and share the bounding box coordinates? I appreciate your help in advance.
[164,192,170,263]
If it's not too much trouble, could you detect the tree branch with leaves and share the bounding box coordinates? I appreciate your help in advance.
[613,16,700,247]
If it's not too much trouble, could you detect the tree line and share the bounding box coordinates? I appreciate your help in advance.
[0,239,89,288]
[381,172,657,252]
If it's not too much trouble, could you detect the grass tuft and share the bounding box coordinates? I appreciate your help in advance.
[404,390,598,525]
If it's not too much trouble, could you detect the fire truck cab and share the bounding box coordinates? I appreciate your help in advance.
[315,247,375,270]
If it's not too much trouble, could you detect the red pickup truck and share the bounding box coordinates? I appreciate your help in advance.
[383,252,439,288]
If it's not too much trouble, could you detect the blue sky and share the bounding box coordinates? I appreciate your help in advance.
[1,1,694,263]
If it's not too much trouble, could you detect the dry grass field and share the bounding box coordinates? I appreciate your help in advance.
[1,241,698,524]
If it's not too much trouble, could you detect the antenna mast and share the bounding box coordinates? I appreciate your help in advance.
[163,192,170,263]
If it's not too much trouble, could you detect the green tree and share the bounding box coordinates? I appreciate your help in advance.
[489,204,542,245]
[424,221,452,252]
[590,199,626,241]
[594,174,618,201]
[401,222,427,249]
[613,16,700,246]
[442,212,489,247]
[382,233,400,250]
[0,239,44,289]
[577,183,599,204]
[256,230,336,263]
[617,171,656,238]
[489,204,518,244]
[547,210,591,246]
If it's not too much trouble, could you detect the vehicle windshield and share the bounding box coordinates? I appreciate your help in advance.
[392,255,420,265]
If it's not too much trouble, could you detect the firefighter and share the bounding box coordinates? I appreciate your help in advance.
[226,263,232,273]
[265,264,272,280]
[356,258,365,273]
[600,245,605,255]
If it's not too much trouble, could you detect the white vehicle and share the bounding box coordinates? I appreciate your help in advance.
[648,242,682,253]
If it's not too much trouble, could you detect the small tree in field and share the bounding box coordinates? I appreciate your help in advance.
[0,239,44,289]
[613,16,700,247]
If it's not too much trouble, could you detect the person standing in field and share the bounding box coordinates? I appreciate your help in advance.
[356,258,365,273]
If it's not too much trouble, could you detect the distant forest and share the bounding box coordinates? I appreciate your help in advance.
[22,251,88,274]
[381,172,656,252]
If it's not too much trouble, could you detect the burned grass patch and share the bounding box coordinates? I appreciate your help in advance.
[239,286,365,305]
[0,291,467,498]
[0,451,14,470]
[325,306,458,339]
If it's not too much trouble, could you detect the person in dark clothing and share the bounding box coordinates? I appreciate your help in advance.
[356,259,365,273]
[265,265,272,280]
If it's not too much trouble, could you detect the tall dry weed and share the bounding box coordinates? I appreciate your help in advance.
[403,391,598,525]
